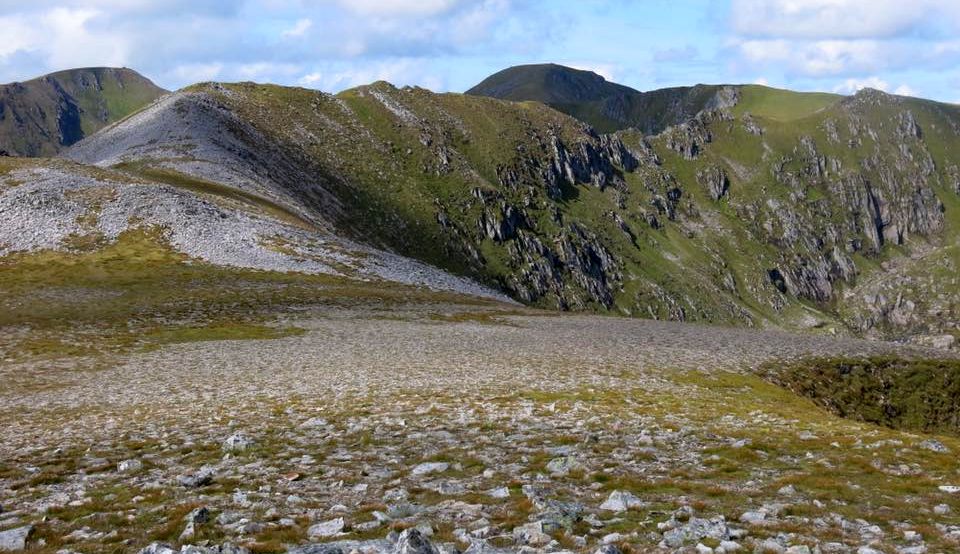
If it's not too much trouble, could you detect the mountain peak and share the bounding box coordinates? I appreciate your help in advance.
[467,64,731,134]
[0,67,166,156]
[467,63,634,106]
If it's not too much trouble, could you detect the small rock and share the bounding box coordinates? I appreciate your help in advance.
[223,432,254,452]
[785,546,811,554]
[136,544,176,554]
[179,521,197,542]
[186,507,210,524]
[430,481,466,495]
[719,541,741,552]
[934,503,951,515]
[178,467,215,488]
[546,456,578,475]
[411,462,449,476]
[739,511,766,524]
[777,485,797,496]
[938,485,960,493]
[117,459,142,473]
[695,544,713,554]
[919,439,949,453]
[594,546,622,554]
[0,525,32,551]
[600,490,644,512]
[299,417,329,428]
[487,487,510,499]
[758,539,785,553]
[217,511,242,526]
[602,533,623,544]
[395,528,440,554]
[513,522,551,547]
[308,517,345,538]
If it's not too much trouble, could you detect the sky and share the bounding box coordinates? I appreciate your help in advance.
[1,0,959,102]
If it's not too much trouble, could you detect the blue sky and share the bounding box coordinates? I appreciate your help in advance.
[1,1,959,102]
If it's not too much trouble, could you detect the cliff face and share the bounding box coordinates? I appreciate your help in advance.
[0,68,166,157]
[62,79,960,345]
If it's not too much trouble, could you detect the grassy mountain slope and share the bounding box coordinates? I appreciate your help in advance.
[466,63,736,134]
[0,67,166,156]
[60,78,960,344]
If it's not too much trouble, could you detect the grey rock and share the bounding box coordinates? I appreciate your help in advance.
[660,512,730,548]
[738,511,766,524]
[697,165,730,201]
[308,517,345,538]
[117,459,143,473]
[0,525,32,551]
[395,528,440,554]
[919,439,949,453]
[545,456,578,475]
[136,544,177,554]
[758,540,785,553]
[777,485,797,496]
[411,462,449,476]
[223,432,255,452]
[513,522,551,547]
[187,507,211,524]
[178,467,215,488]
[599,490,644,512]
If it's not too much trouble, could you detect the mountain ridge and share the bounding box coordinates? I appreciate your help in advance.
[0,67,166,156]
[0,65,955,347]
[50,75,960,346]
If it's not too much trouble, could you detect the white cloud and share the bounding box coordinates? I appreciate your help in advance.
[727,1,960,82]
[893,84,917,96]
[236,62,301,80]
[832,76,918,96]
[296,59,444,92]
[730,0,960,40]
[299,72,323,86]
[833,76,889,94]
[0,0,526,90]
[282,18,312,38]
[165,62,224,83]
[732,38,885,77]
[333,0,461,16]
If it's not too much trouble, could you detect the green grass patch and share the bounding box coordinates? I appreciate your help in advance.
[762,356,960,436]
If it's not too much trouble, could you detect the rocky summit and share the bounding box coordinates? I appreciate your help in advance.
[2,62,960,554]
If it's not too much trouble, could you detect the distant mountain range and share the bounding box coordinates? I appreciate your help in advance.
[0,67,166,156]
[1,64,958,348]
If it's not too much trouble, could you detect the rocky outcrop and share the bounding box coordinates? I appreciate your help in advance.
[502,224,621,310]
[697,165,729,200]
[496,131,636,200]
[662,109,731,160]
[757,123,944,305]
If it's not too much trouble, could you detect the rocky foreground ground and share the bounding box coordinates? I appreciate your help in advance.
[2,300,960,554]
